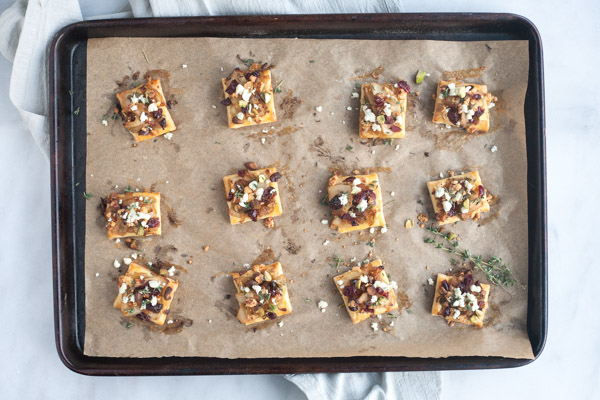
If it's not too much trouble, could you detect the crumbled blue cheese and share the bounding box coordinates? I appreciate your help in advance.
[102,119,108,126]
[362,105,376,123]
[123,257,132,265]
[428,278,434,286]
[151,296,158,306]
[470,284,482,293]
[395,115,403,125]
[235,84,244,96]
[490,145,498,153]
[447,82,457,96]
[338,193,348,206]
[349,211,356,218]
[321,219,328,225]
[383,103,392,116]
[252,284,262,294]
[356,199,368,212]
[346,106,353,111]
[249,181,258,191]
[236,112,244,120]
[380,225,388,234]
[322,240,330,246]
[318,300,328,312]
[371,322,379,332]
[395,144,400,151]
[164,132,173,140]
[238,193,249,208]
[463,180,473,191]
[352,178,361,186]
[351,186,361,195]
[149,280,160,289]
[168,266,176,277]
[131,253,138,259]
[147,103,158,112]
[119,283,127,294]
[351,92,359,98]
[453,309,461,319]
[371,124,382,132]
[130,104,138,111]
[360,275,369,284]
[369,227,375,234]
[113,260,121,268]
[465,292,479,311]
[370,295,378,304]
[139,112,148,123]
[182,64,188,68]
[434,187,446,198]
[442,201,452,212]
[337,279,344,287]
[488,102,495,109]
[242,89,252,102]
[261,137,266,144]
[255,187,264,201]
[278,321,284,327]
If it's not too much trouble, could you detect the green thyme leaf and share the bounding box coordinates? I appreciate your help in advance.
[83,192,93,199]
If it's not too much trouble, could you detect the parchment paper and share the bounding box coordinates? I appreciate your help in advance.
[83,37,533,359]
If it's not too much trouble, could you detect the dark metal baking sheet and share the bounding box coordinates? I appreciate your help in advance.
[49,13,546,375]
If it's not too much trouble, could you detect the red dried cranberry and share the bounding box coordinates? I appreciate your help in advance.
[373,94,386,107]
[267,312,277,320]
[474,106,484,117]
[478,185,485,197]
[262,186,276,201]
[464,273,474,288]
[159,118,167,129]
[225,79,239,94]
[237,169,248,177]
[248,208,259,221]
[381,291,389,299]
[136,313,150,322]
[441,280,449,291]
[447,203,456,217]
[384,115,394,124]
[443,307,451,317]
[221,98,232,106]
[269,172,282,182]
[390,125,402,132]
[397,80,411,93]
[447,107,460,125]
[226,191,234,201]
[147,218,160,228]
[342,285,359,299]
[473,93,482,100]
[152,108,163,120]
[343,176,356,184]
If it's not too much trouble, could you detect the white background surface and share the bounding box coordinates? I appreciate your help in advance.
[1,0,598,398]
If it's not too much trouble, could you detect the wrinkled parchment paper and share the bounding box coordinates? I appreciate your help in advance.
[83,37,533,359]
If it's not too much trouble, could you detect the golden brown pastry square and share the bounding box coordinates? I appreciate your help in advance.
[116,79,176,141]
[223,167,283,224]
[432,80,497,133]
[230,262,292,325]
[333,259,398,324]
[359,80,409,139]
[426,170,490,225]
[102,192,161,239]
[327,173,386,233]
[221,64,277,128]
[431,271,490,328]
[113,262,179,326]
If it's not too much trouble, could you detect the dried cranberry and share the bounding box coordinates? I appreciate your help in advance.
[342,285,359,299]
[441,280,449,291]
[343,176,356,184]
[237,169,248,177]
[447,107,460,125]
[147,218,160,228]
[262,186,276,201]
[267,312,277,320]
[384,115,394,124]
[136,313,150,322]
[474,107,484,117]
[163,287,173,300]
[225,79,239,94]
[146,303,163,313]
[390,125,402,132]
[443,307,451,317]
[152,108,163,120]
[138,127,150,136]
[447,203,456,217]
[397,80,411,93]
[330,194,344,210]
[473,93,482,100]
[269,172,282,182]
[245,70,260,81]
[478,300,485,309]
[248,208,259,221]
[373,94,386,107]
[381,291,389,299]
[478,185,485,198]
[226,191,234,201]
[376,287,384,295]
[353,189,376,205]
[159,118,167,129]
[464,273,473,288]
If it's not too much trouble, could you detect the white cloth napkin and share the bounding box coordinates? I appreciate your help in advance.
[0,1,441,399]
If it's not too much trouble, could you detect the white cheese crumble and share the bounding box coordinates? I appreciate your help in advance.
[351,92,359,98]
[356,199,368,212]
[102,119,108,126]
[115,239,120,243]
[395,144,400,151]
[211,105,217,109]
[395,115,403,125]
[371,124,382,132]
[464,180,473,191]
[130,104,138,111]
[147,103,158,112]
[149,280,160,289]
[371,150,376,155]
[255,187,264,201]
[113,260,121,268]
[360,275,369,284]
[337,279,344,287]
[488,102,495,109]
[261,137,266,144]
[371,322,379,332]
[383,103,392,116]
[182,64,187,68]
[242,88,252,102]
[164,132,173,140]
[322,240,330,246]
[442,201,452,213]
[278,321,284,328]
[453,309,461,319]
[435,187,446,198]
[248,181,258,191]
[168,266,176,277]
[236,112,244,120]
[95,272,100,277]
[318,300,328,312]
[428,278,434,286]
[151,296,158,306]
[470,284,482,293]
[119,282,127,294]
[338,193,348,206]
[362,105,376,123]
[139,112,148,123]
[252,285,262,294]
[235,84,244,95]
[123,257,132,265]
[370,295,378,304]
[381,226,388,234]
[321,219,328,225]
[346,106,353,111]
[390,192,395,197]
[369,227,375,234]
[490,145,498,153]
[351,186,361,195]
[131,253,138,259]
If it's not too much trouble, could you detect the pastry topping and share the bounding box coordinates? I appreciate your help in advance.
[431,175,487,223]
[340,266,395,315]
[102,192,160,237]
[235,264,288,322]
[434,271,486,324]
[329,175,381,230]
[438,81,497,133]
[361,82,407,135]
[225,167,281,223]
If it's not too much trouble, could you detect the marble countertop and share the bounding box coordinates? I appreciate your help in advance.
[1,0,598,398]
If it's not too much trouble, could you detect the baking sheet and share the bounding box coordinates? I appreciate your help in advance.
[83,37,533,359]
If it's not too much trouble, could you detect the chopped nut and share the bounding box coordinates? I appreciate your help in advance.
[417,213,429,223]
[244,161,259,170]
[203,245,210,252]
[187,259,193,264]
[264,271,272,281]
[263,217,274,228]
[405,219,414,228]
[125,238,140,250]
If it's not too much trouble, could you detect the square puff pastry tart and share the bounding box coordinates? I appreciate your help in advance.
[221,63,277,128]
[223,167,283,224]
[113,262,179,326]
[230,262,292,325]
[334,259,398,324]
[116,79,176,141]
[432,80,497,133]
[102,192,161,239]
[359,80,409,139]
[426,170,490,225]
[327,173,386,233]
[431,271,490,328]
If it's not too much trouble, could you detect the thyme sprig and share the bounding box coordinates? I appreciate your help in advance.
[424,227,525,289]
